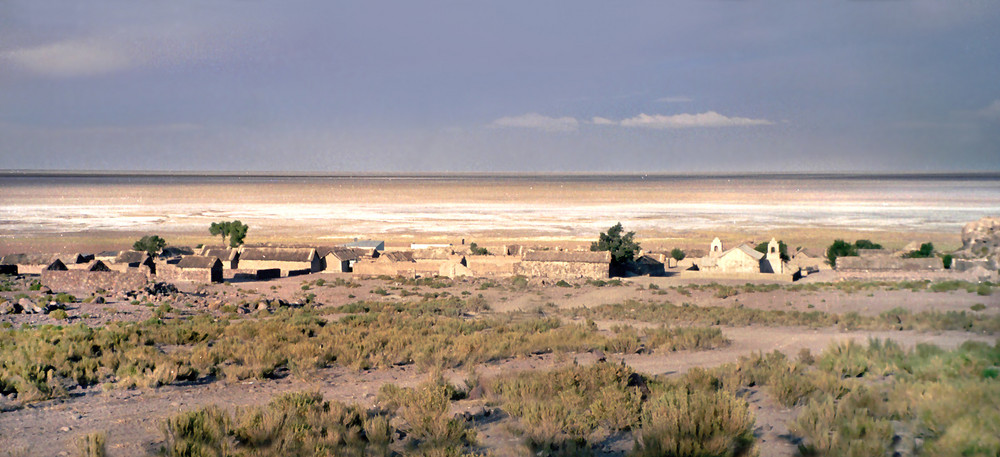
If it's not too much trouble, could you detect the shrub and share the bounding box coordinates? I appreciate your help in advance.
[632,388,755,457]
[904,242,935,258]
[50,309,69,321]
[468,242,489,255]
[555,280,572,288]
[76,431,106,457]
[491,363,641,454]
[977,283,993,296]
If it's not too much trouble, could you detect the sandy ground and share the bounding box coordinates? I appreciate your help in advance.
[1,271,998,456]
[0,325,990,457]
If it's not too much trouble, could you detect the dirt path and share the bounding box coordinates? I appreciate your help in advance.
[0,327,990,457]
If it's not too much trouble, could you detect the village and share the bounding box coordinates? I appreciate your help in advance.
[1,217,997,304]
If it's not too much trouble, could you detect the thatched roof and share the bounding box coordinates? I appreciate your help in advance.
[201,248,237,261]
[322,247,367,262]
[240,247,315,262]
[87,260,111,272]
[177,256,223,269]
[380,251,415,262]
[160,246,194,258]
[411,249,452,261]
[1,253,62,265]
[523,250,612,264]
[115,251,151,265]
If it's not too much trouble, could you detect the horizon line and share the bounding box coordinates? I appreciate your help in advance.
[2,169,1000,180]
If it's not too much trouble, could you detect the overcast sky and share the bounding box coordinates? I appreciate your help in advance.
[1,1,999,173]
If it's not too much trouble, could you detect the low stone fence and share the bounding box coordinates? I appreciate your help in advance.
[41,270,148,293]
[677,270,798,283]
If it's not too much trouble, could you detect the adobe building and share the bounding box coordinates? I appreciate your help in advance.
[789,248,828,274]
[516,250,611,279]
[158,256,224,283]
[199,247,240,269]
[320,247,376,273]
[353,251,418,277]
[238,247,321,276]
[1,253,79,275]
[112,251,157,276]
[41,259,147,292]
[690,237,799,281]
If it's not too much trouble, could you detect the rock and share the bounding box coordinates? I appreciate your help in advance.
[466,385,485,400]
[93,296,106,304]
[958,216,1000,267]
[32,305,44,314]
[238,306,250,315]
[18,297,34,309]
[0,301,21,315]
[44,303,66,313]
[59,426,71,432]
[39,286,52,294]
[592,349,606,363]
[256,302,269,311]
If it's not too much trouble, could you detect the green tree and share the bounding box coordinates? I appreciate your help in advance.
[905,242,934,258]
[670,248,686,261]
[754,240,790,262]
[209,220,249,248]
[854,239,882,250]
[468,242,489,255]
[942,254,953,269]
[825,239,856,268]
[133,235,167,257]
[591,222,641,265]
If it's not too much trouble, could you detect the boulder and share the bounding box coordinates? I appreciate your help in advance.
[0,300,23,315]
[958,216,1000,268]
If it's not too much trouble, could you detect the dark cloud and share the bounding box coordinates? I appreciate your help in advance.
[1,0,999,172]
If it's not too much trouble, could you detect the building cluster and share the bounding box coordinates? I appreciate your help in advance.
[2,230,988,293]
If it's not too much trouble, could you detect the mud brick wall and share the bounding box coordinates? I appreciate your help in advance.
[157,265,215,283]
[465,257,520,277]
[41,270,148,293]
[515,261,609,279]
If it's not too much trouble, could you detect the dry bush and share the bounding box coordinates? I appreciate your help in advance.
[632,388,755,457]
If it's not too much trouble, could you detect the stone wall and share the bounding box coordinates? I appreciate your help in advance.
[515,261,609,279]
[353,261,417,278]
[678,270,798,283]
[836,256,943,272]
[466,257,520,277]
[41,270,148,293]
[157,265,220,283]
[237,259,319,276]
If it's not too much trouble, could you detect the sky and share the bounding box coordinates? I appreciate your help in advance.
[1,1,999,173]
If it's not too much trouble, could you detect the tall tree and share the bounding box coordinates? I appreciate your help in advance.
[209,220,249,248]
[591,222,641,264]
[133,235,167,256]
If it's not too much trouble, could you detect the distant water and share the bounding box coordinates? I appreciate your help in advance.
[1,173,998,238]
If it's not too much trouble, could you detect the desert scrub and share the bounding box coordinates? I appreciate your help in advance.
[564,300,1000,333]
[75,431,106,457]
[0,300,619,400]
[377,380,476,452]
[489,363,643,454]
[643,326,729,352]
[161,390,438,457]
[632,387,755,457]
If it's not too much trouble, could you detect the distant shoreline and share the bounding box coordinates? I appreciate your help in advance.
[2,170,1000,182]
